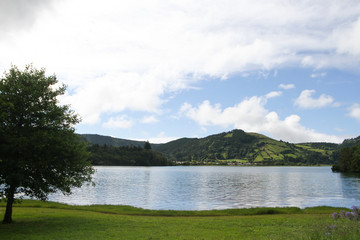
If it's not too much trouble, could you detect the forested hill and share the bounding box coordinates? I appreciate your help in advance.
[339,136,360,149]
[80,134,168,166]
[87,144,171,166]
[153,130,338,165]
[80,134,161,148]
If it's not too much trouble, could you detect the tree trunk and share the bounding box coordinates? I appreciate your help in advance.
[2,185,15,224]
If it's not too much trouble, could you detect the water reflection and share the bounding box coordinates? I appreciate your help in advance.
[48,166,360,210]
[338,172,360,205]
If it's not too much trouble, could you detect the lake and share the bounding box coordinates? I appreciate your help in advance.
[49,166,360,210]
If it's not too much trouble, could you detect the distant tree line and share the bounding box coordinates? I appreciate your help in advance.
[87,143,172,166]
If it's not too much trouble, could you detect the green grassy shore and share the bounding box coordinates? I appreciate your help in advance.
[1,200,359,239]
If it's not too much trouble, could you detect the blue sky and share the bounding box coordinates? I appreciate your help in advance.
[1,0,360,143]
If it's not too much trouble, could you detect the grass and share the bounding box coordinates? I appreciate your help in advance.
[1,200,360,239]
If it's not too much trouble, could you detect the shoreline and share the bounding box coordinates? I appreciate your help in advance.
[0,199,350,216]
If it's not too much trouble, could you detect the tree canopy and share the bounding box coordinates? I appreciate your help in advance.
[332,144,360,173]
[0,65,94,223]
[144,141,152,150]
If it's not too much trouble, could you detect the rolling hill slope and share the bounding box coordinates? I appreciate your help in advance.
[154,129,337,165]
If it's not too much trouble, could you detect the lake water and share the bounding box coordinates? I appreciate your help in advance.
[48,166,360,210]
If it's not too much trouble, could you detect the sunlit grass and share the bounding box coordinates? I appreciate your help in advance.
[1,201,359,239]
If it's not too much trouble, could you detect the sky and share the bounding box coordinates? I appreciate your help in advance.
[1,0,360,144]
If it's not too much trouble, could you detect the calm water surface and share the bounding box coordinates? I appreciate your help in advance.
[49,166,360,210]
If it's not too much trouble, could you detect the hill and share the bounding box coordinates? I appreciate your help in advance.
[81,130,360,166]
[338,136,360,149]
[81,134,160,148]
[153,129,337,165]
[80,134,168,166]
[87,144,171,166]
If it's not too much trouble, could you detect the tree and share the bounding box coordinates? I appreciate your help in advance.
[0,65,94,223]
[144,141,152,150]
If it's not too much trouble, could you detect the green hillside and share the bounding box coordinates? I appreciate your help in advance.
[154,129,336,165]
[80,130,360,166]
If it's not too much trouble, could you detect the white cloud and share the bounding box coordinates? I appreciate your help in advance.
[333,17,360,55]
[141,115,159,124]
[0,0,55,34]
[273,70,278,77]
[265,91,282,99]
[61,71,167,124]
[1,0,360,124]
[279,84,295,90]
[301,56,315,67]
[180,93,343,143]
[348,103,360,121]
[134,132,179,144]
[180,97,269,132]
[148,132,179,144]
[103,115,134,129]
[334,127,344,133]
[294,90,335,109]
[311,72,327,78]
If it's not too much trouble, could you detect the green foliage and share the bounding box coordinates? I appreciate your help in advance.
[88,144,171,166]
[0,64,94,223]
[331,136,360,173]
[332,144,360,173]
[340,136,360,149]
[143,141,151,150]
